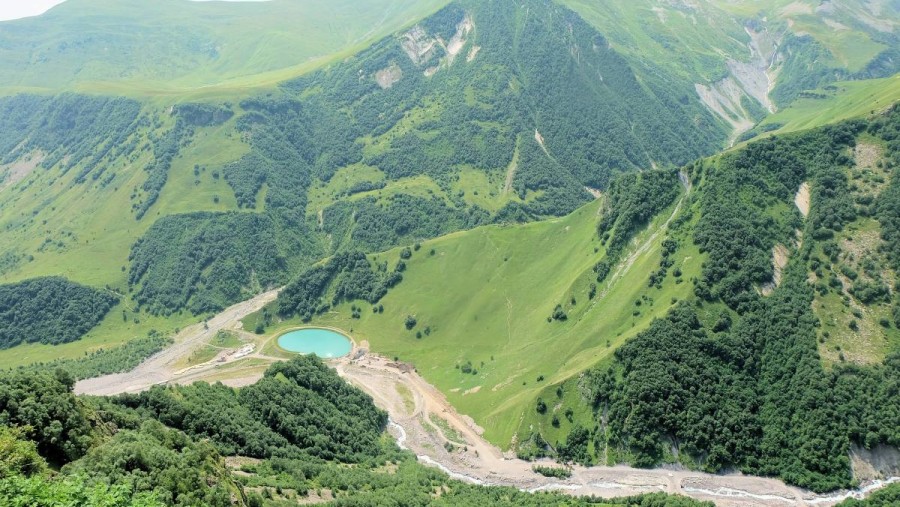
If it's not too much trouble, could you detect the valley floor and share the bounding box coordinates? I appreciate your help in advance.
[74,292,898,507]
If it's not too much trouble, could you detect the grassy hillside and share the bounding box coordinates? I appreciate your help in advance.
[759,75,900,136]
[0,0,450,99]
[709,0,898,72]
[113,0,728,318]
[0,0,726,364]
[253,173,701,446]
[558,0,748,83]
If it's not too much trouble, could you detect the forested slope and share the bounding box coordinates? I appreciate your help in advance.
[3,0,895,351]
[521,106,900,492]
[0,357,713,507]
[261,105,900,492]
[0,277,118,349]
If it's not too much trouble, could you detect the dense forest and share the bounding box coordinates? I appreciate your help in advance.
[128,211,321,315]
[0,276,118,349]
[1,357,717,506]
[594,169,682,284]
[570,107,900,492]
[0,94,142,178]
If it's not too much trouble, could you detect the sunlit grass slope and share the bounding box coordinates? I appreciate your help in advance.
[761,76,900,135]
[259,191,701,447]
[0,110,246,289]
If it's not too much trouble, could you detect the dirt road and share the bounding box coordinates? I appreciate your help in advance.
[74,288,280,396]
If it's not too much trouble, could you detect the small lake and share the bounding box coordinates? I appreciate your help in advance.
[277,328,352,358]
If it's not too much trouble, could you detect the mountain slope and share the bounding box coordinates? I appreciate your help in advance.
[0,0,450,97]
[560,0,900,140]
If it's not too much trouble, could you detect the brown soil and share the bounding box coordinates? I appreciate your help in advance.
[795,181,811,218]
[854,143,881,169]
[375,63,402,89]
[0,151,45,192]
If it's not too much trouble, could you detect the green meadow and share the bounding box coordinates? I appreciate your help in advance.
[251,191,703,448]
[762,76,900,135]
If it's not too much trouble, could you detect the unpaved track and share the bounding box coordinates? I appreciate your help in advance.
[74,288,280,396]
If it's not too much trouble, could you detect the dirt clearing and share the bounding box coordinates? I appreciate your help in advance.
[795,182,810,218]
[0,151,44,192]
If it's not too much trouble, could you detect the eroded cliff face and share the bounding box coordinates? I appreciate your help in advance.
[696,22,783,144]
[851,443,900,481]
[398,12,475,78]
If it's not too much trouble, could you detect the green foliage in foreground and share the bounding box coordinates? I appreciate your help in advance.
[0,276,118,349]
[0,369,96,466]
[0,355,715,506]
[837,483,900,507]
[64,421,238,506]
[0,473,162,507]
[111,355,388,463]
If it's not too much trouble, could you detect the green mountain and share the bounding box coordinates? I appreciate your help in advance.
[1,0,899,504]
[561,0,899,140]
[0,0,727,332]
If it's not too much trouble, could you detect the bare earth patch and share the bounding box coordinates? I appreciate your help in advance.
[795,181,810,218]
[467,45,481,62]
[0,151,45,192]
[74,288,281,396]
[780,1,813,16]
[534,129,551,157]
[375,63,403,89]
[851,444,900,481]
[854,142,881,169]
[762,243,790,296]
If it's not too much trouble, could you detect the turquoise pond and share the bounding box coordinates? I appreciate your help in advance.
[277,328,352,358]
